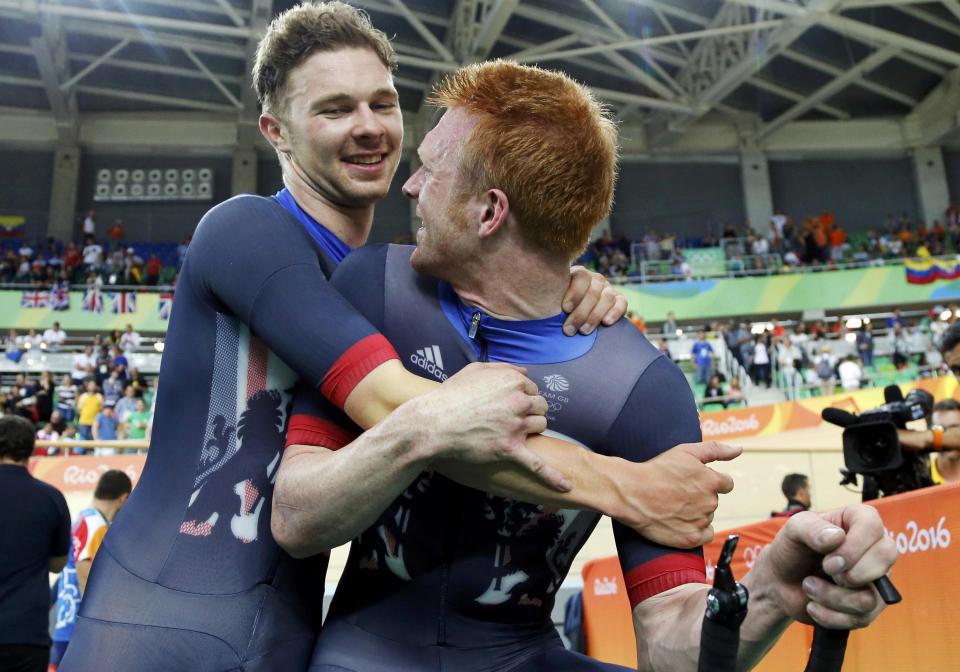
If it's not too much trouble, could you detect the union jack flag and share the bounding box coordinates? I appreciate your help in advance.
[50,281,69,311]
[82,288,103,314]
[111,291,137,314]
[20,290,49,308]
[158,292,174,320]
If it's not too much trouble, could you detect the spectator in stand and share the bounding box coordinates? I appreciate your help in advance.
[92,401,119,456]
[82,210,96,240]
[75,380,103,442]
[119,324,141,353]
[145,255,163,285]
[114,385,138,423]
[101,370,124,406]
[123,247,144,284]
[928,399,960,485]
[35,422,60,455]
[34,371,53,424]
[0,415,71,672]
[838,355,864,391]
[750,233,769,257]
[702,374,728,409]
[662,310,678,335]
[49,470,132,670]
[811,346,838,396]
[891,324,910,369]
[829,223,848,262]
[773,473,811,518]
[751,333,772,387]
[657,337,673,362]
[776,336,803,394]
[626,311,646,334]
[4,329,23,364]
[770,213,788,250]
[42,322,67,352]
[855,324,874,368]
[81,239,102,272]
[176,235,191,269]
[921,340,944,374]
[885,308,905,329]
[727,378,744,406]
[127,367,147,397]
[691,330,714,385]
[55,374,78,423]
[21,329,42,351]
[123,398,151,442]
[108,219,125,242]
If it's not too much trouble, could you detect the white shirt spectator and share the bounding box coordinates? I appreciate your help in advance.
[751,237,770,256]
[120,329,142,353]
[838,359,863,391]
[753,342,770,365]
[42,326,67,351]
[82,243,103,266]
[771,214,787,239]
[83,212,96,237]
[72,350,96,382]
[24,331,42,350]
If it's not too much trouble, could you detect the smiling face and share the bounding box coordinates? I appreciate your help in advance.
[403,108,479,277]
[270,47,403,209]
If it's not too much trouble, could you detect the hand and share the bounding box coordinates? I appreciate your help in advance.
[562,266,627,336]
[408,362,569,492]
[897,428,930,451]
[756,505,897,629]
[615,441,741,548]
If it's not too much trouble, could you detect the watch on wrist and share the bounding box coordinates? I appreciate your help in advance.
[931,424,945,450]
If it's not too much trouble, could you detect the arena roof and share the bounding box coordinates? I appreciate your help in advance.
[1,0,960,153]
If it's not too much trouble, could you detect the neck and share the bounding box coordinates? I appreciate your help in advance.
[282,167,373,248]
[1,457,28,467]
[937,452,960,479]
[447,243,570,319]
[92,498,120,522]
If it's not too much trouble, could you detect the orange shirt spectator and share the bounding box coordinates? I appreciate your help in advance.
[818,211,835,234]
[829,227,847,248]
[108,220,125,241]
[628,313,647,334]
[897,226,914,244]
[933,221,946,239]
[918,224,928,240]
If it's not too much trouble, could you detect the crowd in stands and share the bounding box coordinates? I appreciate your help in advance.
[0,326,155,454]
[579,205,960,280]
[0,211,188,287]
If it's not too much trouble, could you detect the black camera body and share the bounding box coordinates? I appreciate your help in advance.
[823,386,935,499]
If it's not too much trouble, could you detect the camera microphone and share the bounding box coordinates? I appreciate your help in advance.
[821,407,859,428]
[884,384,904,404]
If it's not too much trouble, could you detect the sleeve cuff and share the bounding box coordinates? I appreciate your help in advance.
[286,415,358,450]
[320,334,399,410]
[623,553,706,607]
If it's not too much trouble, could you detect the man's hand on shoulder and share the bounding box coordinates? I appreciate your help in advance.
[750,505,897,630]
[405,362,570,492]
[562,266,627,336]
[614,441,740,548]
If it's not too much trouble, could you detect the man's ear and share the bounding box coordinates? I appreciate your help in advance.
[259,112,290,153]
[477,188,510,239]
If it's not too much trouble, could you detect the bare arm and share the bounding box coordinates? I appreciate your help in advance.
[76,559,92,595]
[631,506,897,671]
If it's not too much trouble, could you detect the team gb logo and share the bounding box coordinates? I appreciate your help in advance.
[543,374,570,393]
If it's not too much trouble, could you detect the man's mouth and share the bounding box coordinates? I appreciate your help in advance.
[343,154,384,165]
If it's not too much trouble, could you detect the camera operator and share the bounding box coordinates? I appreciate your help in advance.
[928,399,960,484]
[898,322,960,453]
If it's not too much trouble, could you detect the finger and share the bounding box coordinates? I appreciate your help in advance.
[802,576,880,617]
[562,267,592,314]
[715,470,734,495]
[821,506,890,582]
[507,441,572,492]
[782,511,847,558]
[679,441,742,463]
[523,415,548,436]
[698,526,716,546]
[563,276,604,336]
[602,293,628,326]
[519,376,540,396]
[578,287,615,336]
[834,536,898,588]
[526,394,548,417]
[806,600,879,631]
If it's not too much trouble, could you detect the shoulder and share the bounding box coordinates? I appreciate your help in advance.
[191,195,300,246]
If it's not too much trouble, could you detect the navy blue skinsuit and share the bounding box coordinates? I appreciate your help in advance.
[60,191,398,672]
[288,245,707,672]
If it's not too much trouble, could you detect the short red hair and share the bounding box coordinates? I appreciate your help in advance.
[430,60,618,260]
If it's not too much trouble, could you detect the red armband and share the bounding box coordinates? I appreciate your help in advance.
[320,334,398,409]
[286,415,358,450]
[623,554,706,607]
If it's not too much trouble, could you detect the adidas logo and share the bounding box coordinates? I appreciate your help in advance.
[410,345,448,381]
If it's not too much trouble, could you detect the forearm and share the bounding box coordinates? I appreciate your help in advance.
[272,409,432,557]
[342,359,438,430]
[633,570,791,672]
[435,437,627,515]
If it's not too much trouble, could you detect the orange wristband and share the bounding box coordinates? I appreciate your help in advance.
[932,425,945,451]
